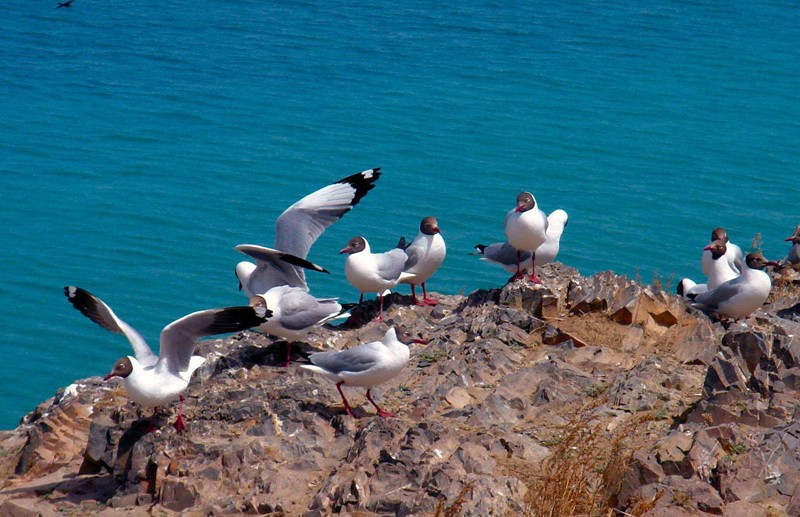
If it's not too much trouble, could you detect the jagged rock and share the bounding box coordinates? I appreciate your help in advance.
[2,264,799,515]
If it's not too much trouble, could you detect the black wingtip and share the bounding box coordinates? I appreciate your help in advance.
[397,236,407,249]
[686,293,698,302]
[474,244,487,254]
[336,167,382,208]
[211,306,272,334]
[676,281,685,297]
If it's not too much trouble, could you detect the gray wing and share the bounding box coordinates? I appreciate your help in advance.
[157,306,269,373]
[64,286,158,367]
[235,244,330,292]
[402,236,424,271]
[691,280,744,310]
[274,168,381,259]
[375,248,408,282]
[277,289,342,331]
[788,244,800,265]
[729,243,744,274]
[476,242,532,266]
[309,341,384,375]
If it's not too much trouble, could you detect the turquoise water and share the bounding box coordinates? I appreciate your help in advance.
[1,0,798,429]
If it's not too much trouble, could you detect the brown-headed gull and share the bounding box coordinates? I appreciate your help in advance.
[504,191,548,283]
[701,227,743,277]
[475,209,568,274]
[783,224,800,266]
[235,167,381,295]
[301,326,426,418]
[247,287,345,366]
[64,286,270,432]
[687,251,778,320]
[397,216,446,306]
[341,236,408,321]
[678,239,741,298]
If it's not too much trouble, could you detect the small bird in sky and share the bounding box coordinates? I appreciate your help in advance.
[56,0,74,8]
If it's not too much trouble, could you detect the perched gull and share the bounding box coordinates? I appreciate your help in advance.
[688,251,779,320]
[64,286,270,432]
[247,287,345,366]
[783,224,800,266]
[678,239,741,298]
[475,209,568,274]
[397,216,446,306]
[301,326,426,418]
[504,191,548,283]
[341,236,408,321]
[235,167,381,295]
[701,227,743,277]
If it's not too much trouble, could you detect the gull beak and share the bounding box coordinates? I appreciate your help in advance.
[103,372,116,381]
[339,246,352,254]
[413,338,427,345]
[703,245,713,251]
[515,205,525,213]
[434,227,441,234]
[786,237,797,242]
[767,261,781,267]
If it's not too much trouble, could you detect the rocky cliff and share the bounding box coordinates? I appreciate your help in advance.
[2,264,800,516]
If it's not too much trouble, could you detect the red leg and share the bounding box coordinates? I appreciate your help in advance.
[366,389,395,418]
[422,283,438,306]
[529,253,542,284]
[143,407,159,433]
[509,251,525,282]
[411,284,425,306]
[336,381,355,417]
[285,342,292,367]
[172,395,186,433]
[374,295,384,322]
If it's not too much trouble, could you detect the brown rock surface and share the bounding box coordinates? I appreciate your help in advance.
[0,263,798,515]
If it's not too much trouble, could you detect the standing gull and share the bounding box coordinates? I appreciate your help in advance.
[397,216,446,306]
[504,191,548,283]
[64,286,270,432]
[341,236,408,321]
[688,251,778,320]
[301,326,426,418]
[475,209,568,274]
[701,227,743,277]
[783,224,800,266]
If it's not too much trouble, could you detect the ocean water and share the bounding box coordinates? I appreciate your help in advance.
[1,0,798,429]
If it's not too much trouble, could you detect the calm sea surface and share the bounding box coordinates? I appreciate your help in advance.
[1,0,798,429]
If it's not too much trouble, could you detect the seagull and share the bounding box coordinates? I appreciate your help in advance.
[783,224,800,266]
[504,191,548,283]
[301,326,426,418]
[701,227,743,277]
[247,287,346,366]
[678,239,740,298]
[396,216,446,306]
[341,236,408,321]
[56,0,73,8]
[64,286,270,432]
[475,209,568,274]
[235,168,381,295]
[688,251,779,320]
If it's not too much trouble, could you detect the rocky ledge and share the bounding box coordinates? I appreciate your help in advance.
[2,264,800,516]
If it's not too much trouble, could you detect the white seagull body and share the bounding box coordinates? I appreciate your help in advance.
[341,236,408,320]
[64,286,269,431]
[397,216,446,306]
[689,252,777,320]
[476,209,568,273]
[301,327,425,418]
[504,192,548,282]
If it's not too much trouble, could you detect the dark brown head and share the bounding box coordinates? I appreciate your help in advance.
[515,192,536,213]
[339,236,367,254]
[703,239,728,260]
[394,326,426,345]
[711,227,729,243]
[785,225,800,244]
[104,356,133,381]
[745,251,780,270]
[420,216,440,235]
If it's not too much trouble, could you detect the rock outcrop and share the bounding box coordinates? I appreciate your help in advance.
[1,263,799,516]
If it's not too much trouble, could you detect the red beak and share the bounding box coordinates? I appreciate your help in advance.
[434,227,441,234]
[103,372,116,381]
[786,237,796,242]
[703,245,713,251]
[339,246,351,254]
[767,261,781,267]
[413,339,427,345]
[515,205,525,213]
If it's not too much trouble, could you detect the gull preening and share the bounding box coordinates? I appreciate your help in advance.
[397,216,446,306]
[301,326,426,418]
[341,236,408,321]
[475,209,568,274]
[64,286,270,432]
[678,238,741,298]
[688,251,778,320]
[701,227,743,277]
[504,191,548,283]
